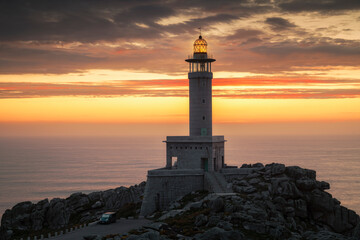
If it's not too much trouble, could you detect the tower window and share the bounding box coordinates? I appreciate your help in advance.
[202,99,205,104]
[201,128,207,136]
[202,116,205,120]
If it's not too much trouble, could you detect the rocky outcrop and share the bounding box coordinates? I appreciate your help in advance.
[114,164,359,240]
[0,182,146,240]
[228,163,359,237]
[2,163,360,240]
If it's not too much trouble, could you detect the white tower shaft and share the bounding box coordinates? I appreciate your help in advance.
[189,71,213,136]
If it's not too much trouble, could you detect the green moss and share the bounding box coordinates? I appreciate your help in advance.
[164,208,210,236]
[116,202,142,219]
[178,190,209,209]
[127,228,147,235]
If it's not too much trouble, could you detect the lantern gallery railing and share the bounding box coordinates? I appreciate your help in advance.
[186,53,215,73]
[187,53,214,60]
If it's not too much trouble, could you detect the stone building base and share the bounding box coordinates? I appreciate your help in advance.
[140,168,204,217]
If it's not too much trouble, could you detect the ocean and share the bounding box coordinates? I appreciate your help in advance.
[0,134,359,217]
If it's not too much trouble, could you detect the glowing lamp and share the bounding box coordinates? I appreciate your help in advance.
[193,35,207,53]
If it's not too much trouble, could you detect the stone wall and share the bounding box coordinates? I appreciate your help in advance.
[165,136,225,171]
[213,142,225,171]
[166,141,213,169]
[140,169,204,216]
[221,167,255,181]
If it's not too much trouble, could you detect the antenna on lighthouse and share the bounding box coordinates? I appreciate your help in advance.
[198,27,201,36]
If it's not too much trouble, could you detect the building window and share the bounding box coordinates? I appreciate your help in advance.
[176,147,178,149]
[200,147,202,150]
[170,147,172,149]
[201,128,207,136]
[202,116,205,120]
[185,147,187,149]
[195,147,197,149]
[202,99,205,104]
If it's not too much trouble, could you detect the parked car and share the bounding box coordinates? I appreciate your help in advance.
[99,212,116,224]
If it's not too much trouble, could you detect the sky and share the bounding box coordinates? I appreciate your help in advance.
[0,0,360,135]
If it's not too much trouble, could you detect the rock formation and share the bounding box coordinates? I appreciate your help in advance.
[2,163,360,240]
[0,182,145,240]
[110,164,360,240]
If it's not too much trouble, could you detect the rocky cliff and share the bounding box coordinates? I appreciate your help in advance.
[115,163,360,240]
[0,182,146,240]
[2,163,360,240]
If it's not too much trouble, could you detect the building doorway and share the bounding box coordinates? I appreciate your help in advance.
[171,156,178,169]
[201,158,208,172]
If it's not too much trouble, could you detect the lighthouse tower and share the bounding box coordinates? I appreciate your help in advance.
[163,35,225,171]
[140,35,228,216]
[186,35,215,136]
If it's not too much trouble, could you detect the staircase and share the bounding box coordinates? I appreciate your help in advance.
[205,171,233,193]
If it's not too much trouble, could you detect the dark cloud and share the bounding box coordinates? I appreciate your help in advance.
[0,44,104,74]
[214,36,360,74]
[0,0,359,75]
[251,42,360,56]
[276,0,360,12]
[0,0,264,43]
[0,1,172,42]
[226,29,263,40]
[161,14,239,37]
[0,40,199,74]
[221,28,264,46]
[114,4,175,25]
[265,17,297,31]
[171,0,272,14]
[187,14,239,27]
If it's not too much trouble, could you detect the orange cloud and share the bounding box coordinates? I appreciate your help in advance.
[1,77,359,99]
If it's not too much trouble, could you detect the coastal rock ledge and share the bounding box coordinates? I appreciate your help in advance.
[1,163,360,240]
[0,182,145,240]
[137,163,359,240]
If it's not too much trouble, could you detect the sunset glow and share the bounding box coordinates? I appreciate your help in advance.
[0,1,359,127]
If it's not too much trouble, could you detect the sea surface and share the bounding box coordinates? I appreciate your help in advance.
[0,134,359,217]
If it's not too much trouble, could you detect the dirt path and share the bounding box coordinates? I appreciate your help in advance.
[52,219,151,240]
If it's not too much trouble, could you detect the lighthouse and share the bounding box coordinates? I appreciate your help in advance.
[186,35,215,136]
[163,34,225,172]
[140,34,228,216]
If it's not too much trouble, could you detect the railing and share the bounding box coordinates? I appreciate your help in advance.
[15,223,89,240]
[187,53,214,59]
